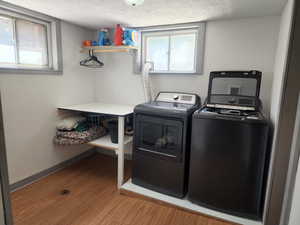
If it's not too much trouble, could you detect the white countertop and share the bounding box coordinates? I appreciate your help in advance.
[58,102,134,116]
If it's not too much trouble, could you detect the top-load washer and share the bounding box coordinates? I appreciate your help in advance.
[132,92,200,198]
[188,71,270,220]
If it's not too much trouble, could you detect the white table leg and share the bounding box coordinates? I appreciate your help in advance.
[117,116,125,189]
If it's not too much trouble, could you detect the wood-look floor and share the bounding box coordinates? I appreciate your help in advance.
[11,154,235,225]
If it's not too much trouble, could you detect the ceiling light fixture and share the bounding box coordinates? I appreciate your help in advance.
[124,0,144,7]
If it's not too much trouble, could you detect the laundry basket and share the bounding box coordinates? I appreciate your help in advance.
[86,113,102,127]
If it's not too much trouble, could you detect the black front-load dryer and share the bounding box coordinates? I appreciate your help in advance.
[132,92,200,198]
[188,108,270,220]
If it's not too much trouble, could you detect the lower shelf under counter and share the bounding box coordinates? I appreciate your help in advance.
[87,135,133,151]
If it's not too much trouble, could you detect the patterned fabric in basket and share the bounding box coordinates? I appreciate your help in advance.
[54,126,107,145]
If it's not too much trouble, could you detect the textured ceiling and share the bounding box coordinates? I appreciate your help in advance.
[4,0,287,29]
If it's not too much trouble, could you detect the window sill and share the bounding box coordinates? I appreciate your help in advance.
[0,67,63,75]
[134,71,202,76]
[151,73,201,76]
[151,71,200,74]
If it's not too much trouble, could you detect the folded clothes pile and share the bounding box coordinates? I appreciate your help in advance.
[56,116,86,131]
[54,116,107,145]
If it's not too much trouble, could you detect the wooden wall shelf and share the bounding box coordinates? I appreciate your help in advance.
[81,46,138,53]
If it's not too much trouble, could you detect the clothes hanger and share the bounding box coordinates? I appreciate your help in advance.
[80,49,104,68]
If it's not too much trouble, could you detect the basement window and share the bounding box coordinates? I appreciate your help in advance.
[0,1,62,74]
[136,23,206,75]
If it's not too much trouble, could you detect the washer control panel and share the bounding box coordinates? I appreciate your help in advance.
[156,92,197,105]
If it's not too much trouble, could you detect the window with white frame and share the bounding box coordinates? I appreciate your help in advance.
[139,23,205,75]
[0,1,62,73]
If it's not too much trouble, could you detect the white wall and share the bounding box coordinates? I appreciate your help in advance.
[0,22,96,184]
[270,0,294,125]
[95,16,280,116]
[274,1,300,224]
[264,0,294,222]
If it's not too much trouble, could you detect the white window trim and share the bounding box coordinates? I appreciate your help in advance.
[0,0,63,74]
[134,22,206,75]
[142,29,199,74]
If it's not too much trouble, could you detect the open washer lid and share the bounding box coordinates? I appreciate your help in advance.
[206,71,262,111]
